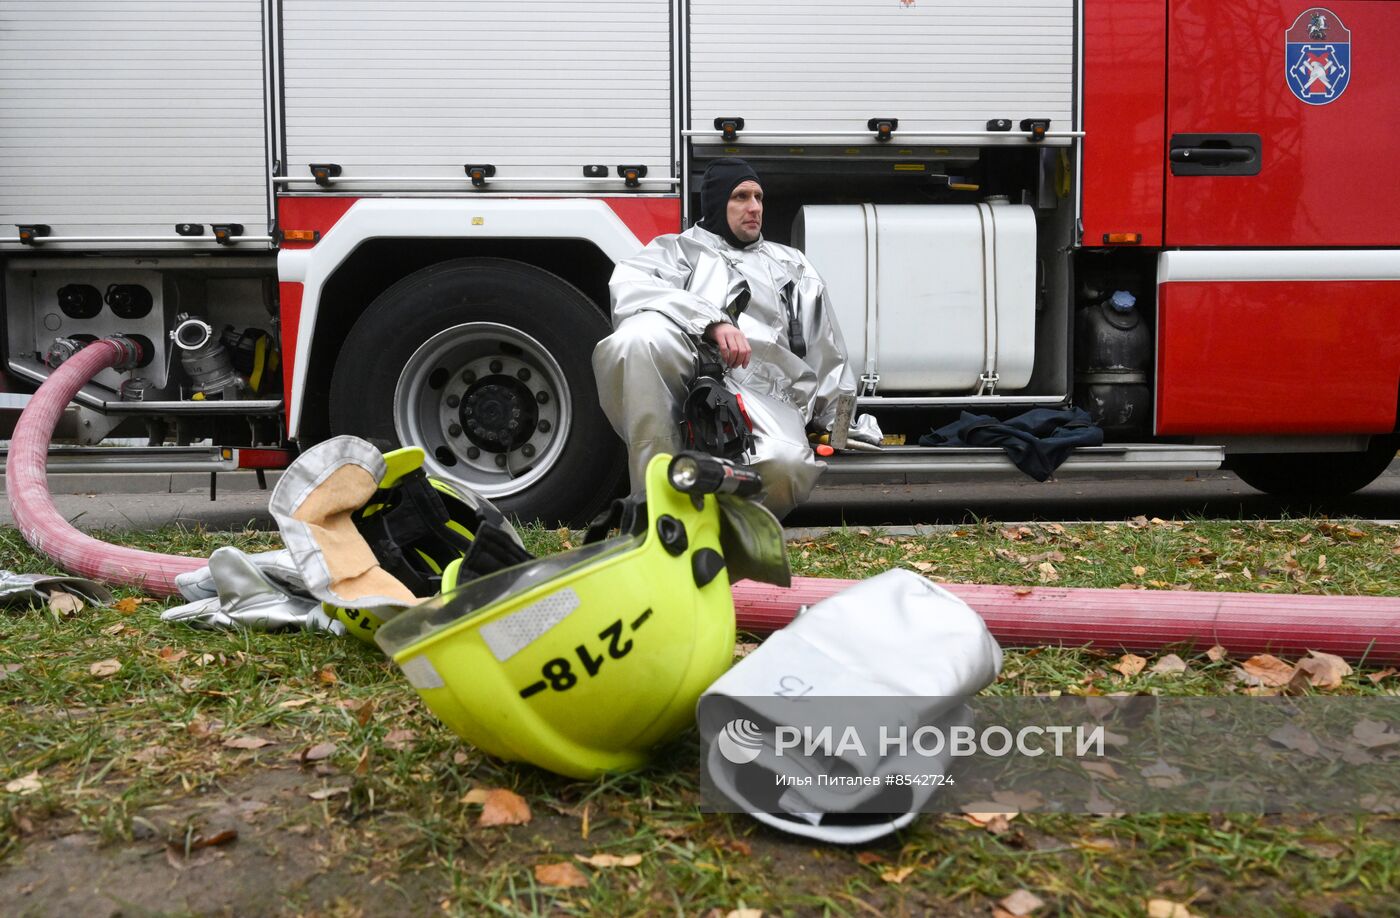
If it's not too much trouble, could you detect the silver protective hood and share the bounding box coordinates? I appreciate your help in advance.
[699,568,1004,844]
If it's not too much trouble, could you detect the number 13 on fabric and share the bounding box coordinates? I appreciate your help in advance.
[374,455,739,779]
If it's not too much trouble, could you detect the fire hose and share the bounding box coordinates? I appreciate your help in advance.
[734,577,1400,665]
[7,337,204,596]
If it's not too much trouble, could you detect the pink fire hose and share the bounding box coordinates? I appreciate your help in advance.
[7,337,205,596]
[734,577,1400,665]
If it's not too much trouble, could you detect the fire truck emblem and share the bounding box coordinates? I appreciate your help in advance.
[1285,8,1350,105]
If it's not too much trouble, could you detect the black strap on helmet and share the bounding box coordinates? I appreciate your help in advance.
[683,341,754,463]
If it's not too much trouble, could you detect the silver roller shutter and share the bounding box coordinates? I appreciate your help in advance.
[0,0,271,247]
[689,0,1076,144]
[281,1,675,192]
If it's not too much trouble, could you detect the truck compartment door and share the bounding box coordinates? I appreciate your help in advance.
[1164,1,1400,246]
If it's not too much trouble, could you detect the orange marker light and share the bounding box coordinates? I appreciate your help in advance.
[282,230,319,242]
[1103,232,1143,245]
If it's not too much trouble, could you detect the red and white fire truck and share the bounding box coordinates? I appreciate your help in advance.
[3,0,1397,523]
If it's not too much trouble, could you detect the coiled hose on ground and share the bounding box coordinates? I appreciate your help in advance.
[7,337,204,596]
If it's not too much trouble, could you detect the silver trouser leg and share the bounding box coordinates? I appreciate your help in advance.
[735,385,825,520]
[592,312,698,494]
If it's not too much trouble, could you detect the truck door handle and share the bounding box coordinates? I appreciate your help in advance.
[1168,133,1262,176]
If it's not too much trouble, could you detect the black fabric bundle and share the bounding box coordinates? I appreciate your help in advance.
[918,407,1104,481]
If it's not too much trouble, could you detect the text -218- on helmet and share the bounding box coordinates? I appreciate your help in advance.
[374,453,738,778]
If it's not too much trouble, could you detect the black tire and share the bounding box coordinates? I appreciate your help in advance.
[1227,435,1399,498]
[329,257,626,526]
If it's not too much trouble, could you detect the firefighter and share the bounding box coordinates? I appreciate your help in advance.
[592,157,857,518]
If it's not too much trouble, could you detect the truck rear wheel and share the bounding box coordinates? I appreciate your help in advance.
[329,257,626,525]
[1228,436,1399,498]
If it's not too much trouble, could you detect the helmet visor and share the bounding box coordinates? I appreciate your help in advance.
[375,533,638,657]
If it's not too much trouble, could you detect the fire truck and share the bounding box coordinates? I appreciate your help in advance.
[3,0,1397,524]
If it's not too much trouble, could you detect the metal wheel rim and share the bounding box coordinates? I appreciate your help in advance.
[393,321,572,499]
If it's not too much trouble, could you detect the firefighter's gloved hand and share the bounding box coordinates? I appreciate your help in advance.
[704,321,752,369]
[175,548,306,602]
[162,546,344,635]
[0,571,112,608]
[849,413,883,446]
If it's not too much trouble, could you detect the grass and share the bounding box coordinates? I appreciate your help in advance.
[1,518,1398,916]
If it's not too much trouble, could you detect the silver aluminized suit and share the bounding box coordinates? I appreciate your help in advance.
[593,224,856,518]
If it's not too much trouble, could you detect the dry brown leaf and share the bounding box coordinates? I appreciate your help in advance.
[1206,645,1228,662]
[478,788,532,827]
[1150,654,1189,675]
[49,590,84,615]
[1081,761,1121,781]
[1146,899,1199,918]
[188,828,238,850]
[991,789,1045,810]
[112,597,140,614]
[725,911,763,918]
[222,736,273,750]
[998,889,1046,916]
[534,861,588,888]
[1112,653,1147,677]
[1013,587,1034,597]
[130,744,171,765]
[574,853,642,868]
[1036,561,1060,583]
[383,729,418,749]
[1140,759,1186,788]
[1131,565,1147,577]
[1238,654,1295,687]
[1367,667,1398,684]
[89,658,122,678]
[1294,650,1353,689]
[307,786,349,800]
[713,838,752,856]
[1352,719,1400,749]
[1267,723,1321,757]
[316,665,338,684]
[856,851,887,866]
[911,561,934,572]
[880,865,916,884]
[157,647,189,664]
[300,742,336,764]
[4,771,43,795]
[461,787,491,805]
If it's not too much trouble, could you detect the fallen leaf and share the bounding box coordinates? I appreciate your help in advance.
[1206,645,1228,662]
[574,853,642,868]
[49,591,84,615]
[1036,561,1060,583]
[734,642,760,658]
[911,561,934,572]
[1352,719,1400,749]
[188,828,238,850]
[89,658,122,678]
[1013,587,1034,597]
[130,744,171,765]
[1367,667,1397,684]
[300,742,337,764]
[998,889,1046,916]
[1294,650,1353,690]
[961,803,1018,834]
[307,786,349,800]
[725,911,762,918]
[1112,654,1147,677]
[222,736,273,750]
[478,788,532,827]
[1131,565,1147,577]
[1146,899,1199,918]
[383,729,417,749]
[713,837,752,856]
[856,851,887,866]
[1150,654,1188,675]
[1081,761,1121,781]
[462,788,491,805]
[1267,723,1321,757]
[317,666,338,684]
[113,597,140,614]
[157,647,190,664]
[991,790,1045,810]
[1140,759,1186,788]
[880,865,916,884]
[1237,654,1295,687]
[534,861,588,888]
[4,771,43,795]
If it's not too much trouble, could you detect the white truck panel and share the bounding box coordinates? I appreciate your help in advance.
[280,1,674,190]
[793,203,1037,393]
[690,0,1076,143]
[0,0,270,245]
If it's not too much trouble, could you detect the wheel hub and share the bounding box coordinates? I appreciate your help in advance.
[461,379,538,452]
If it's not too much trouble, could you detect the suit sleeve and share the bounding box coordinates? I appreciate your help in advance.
[608,236,730,335]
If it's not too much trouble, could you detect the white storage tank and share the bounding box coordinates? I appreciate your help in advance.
[792,203,1038,394]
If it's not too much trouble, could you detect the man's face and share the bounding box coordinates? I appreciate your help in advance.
[727,180,764,243]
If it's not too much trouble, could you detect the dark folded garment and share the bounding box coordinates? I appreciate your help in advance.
[918,407,1104,481]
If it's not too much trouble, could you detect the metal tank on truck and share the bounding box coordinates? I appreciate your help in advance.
[2,0,1396,521]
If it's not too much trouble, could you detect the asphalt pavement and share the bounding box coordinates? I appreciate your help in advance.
[2,460,1397,534]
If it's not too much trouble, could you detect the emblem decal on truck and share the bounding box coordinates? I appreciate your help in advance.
[1285,8,1350,105]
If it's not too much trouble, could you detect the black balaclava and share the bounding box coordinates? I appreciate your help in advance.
[697,157,762,248]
